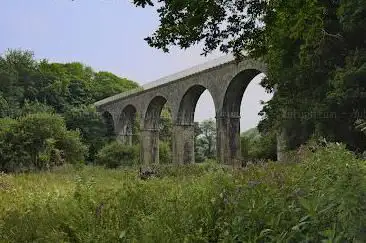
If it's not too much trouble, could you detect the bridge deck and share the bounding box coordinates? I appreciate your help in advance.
[94,54,235,107]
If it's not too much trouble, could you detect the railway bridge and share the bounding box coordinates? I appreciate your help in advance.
[94,55,285,165]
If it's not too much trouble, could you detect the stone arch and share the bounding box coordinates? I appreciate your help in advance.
[222,69,263,116]
[217,68,266,165]
[117,104,137,145]
[101,111,115,137]
[141,95,171,164]
[172,85,217,164]
[177,85,216,125]
[144,96,168,129]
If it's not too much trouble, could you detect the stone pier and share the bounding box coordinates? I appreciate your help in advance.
[217,115,241,166]
[140,129,159,164]
[172,124,195,164]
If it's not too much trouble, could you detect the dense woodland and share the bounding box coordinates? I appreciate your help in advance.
[1,0,366,241]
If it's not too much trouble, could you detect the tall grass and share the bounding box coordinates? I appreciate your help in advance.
[1,143,366,242]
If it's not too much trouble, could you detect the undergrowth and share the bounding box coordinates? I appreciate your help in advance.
[1,143,366,242]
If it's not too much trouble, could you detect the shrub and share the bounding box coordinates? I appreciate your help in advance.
[241,129,277,161]
[96,142,139,168]
[63,105,111,163]
[0,118,25,172]
[0,112,87,172]
[159,141,171,164]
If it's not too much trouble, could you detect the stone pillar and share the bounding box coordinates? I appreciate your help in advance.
[172,124,195,164]
[216,115,241,166]
[140,129,159,164]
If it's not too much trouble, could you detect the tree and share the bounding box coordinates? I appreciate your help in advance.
[0,49,139,115]
[63,105,112,163]
[0,49,140,163]
[0,49,39,117]
[195,119,216,161]
[133,0,366,153]
[159,106,173,144]
[132,0,267,57]
[241,127,277,161]
[20,100,55,116]
[92,71,139,101]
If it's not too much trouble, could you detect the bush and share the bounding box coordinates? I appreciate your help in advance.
[241,129,277,161]
[0,112,87,172]
[159,141,171,164]
[63,105,112,163]
[96,142,139,168]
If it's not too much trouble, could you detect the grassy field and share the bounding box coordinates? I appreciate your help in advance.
[1,144,366,242]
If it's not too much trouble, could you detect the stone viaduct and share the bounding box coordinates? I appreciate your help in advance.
[94,54,284,165]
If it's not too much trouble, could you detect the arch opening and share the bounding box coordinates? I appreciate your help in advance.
[176,85,217,163]
[222,69,262,116]
[177,85,212,125]
[101,111,115,138]
[220,69,275,165]
[144,96,167,130]
[141,96,172,164]
[118,104,138,145]
[240,73,272,132]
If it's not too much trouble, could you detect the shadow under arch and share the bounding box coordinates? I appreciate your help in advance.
[101,111,115,138]
[118,104,137,145]
[144,96,168,130]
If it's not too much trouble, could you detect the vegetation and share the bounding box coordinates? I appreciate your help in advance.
[241,127,277,162]
[0,112,86,172]
[159,141,172,164]
[96,142,139,168]
[0,48,222,170]
[1,0,366,240]
[0,49,139,171]
[133,0,366,154]
[1,143,366,242]
[195,119,216,162]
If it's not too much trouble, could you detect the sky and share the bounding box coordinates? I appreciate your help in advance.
[0,0,272,131]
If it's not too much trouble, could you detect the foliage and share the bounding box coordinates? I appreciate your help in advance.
[1,144,366,242]
[132,0,266,57]
[195,119,216,162]
[0,112,87,172]
[96,141,139,168]
[63,105,113,162]
[91,71,139,101]
[0,49,139,165]
[20,100,55,116]
[159,141,171,164]
[133,0,366,154]
[159,106,173,144]
[241,127,277,161]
